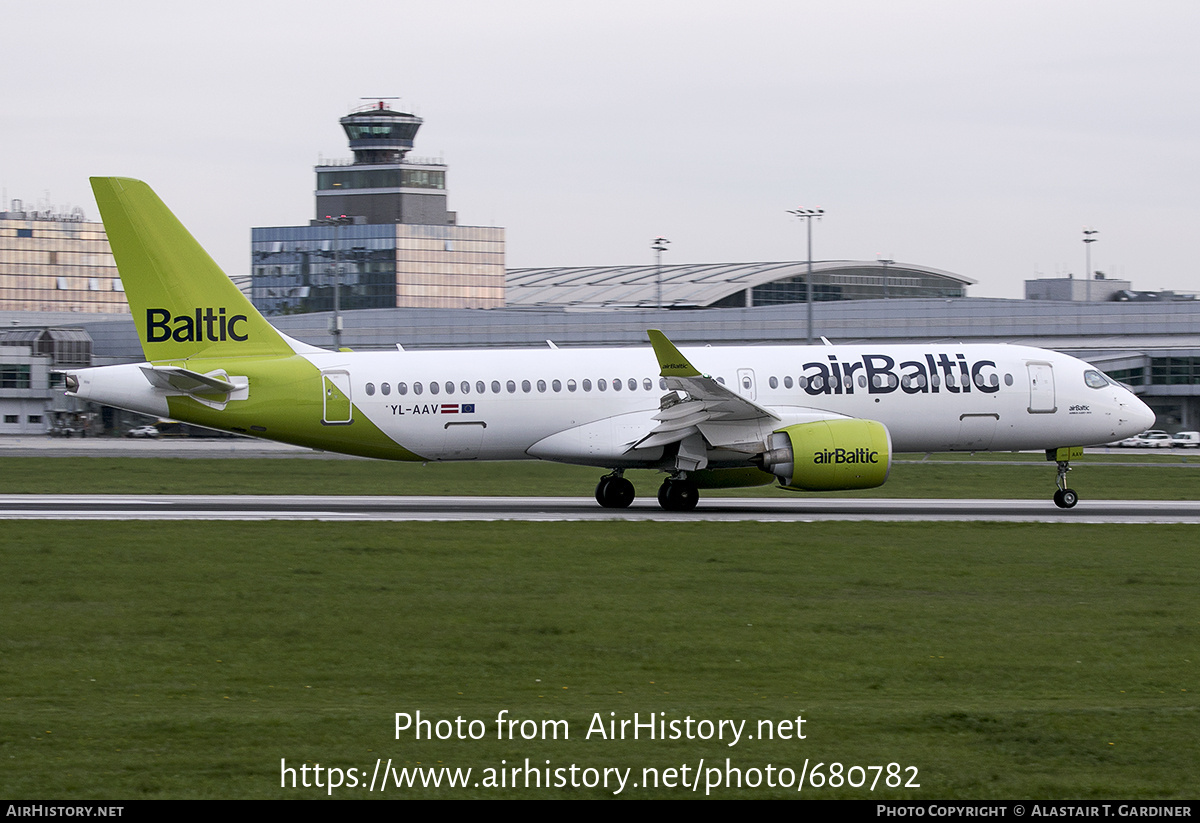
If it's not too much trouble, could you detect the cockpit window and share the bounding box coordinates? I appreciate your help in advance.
[1084,369,1110,389]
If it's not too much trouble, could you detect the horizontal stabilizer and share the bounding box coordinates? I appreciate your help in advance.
[140,365,243,396]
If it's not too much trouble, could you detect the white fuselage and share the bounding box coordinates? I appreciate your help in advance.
[290,341,1152,465]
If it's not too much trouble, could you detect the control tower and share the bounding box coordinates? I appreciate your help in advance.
[314,101,454,225]
[252,101,505,316]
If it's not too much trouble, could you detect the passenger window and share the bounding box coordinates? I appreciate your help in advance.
[506,380,516,393]
[414,382,423,395]
[769,376,778,389]
[552,379,562,392]
[858,375,867,388]
[398,382,408,395]
[612,378,622,391]
[491,380,501,393]
[430,382,440,395]
[567,379,577,392]
[784,376,793,389]
[598,379,608,391]
[643,378,652,391]
[1004,374,1013,386]
[582,379,592,392]
[537,379,547,392]
[521,380,531,393]
[461,381,471,394]
[476,381,486,394]
[381,382,391,396]
[659,378,667,390]
[444,381,454,394]
[628,378,637,391]
[798,376,809,388]
[365,382,376,396]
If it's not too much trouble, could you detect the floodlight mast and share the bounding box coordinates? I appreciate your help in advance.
[1083,228,1099,302]
[652,237,670,310]
[787,208,824,344]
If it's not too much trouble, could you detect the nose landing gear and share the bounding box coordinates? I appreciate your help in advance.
[1048,447,1082,509]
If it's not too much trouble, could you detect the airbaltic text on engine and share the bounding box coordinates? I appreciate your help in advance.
[146,308,249,343]
[813,447,880,464]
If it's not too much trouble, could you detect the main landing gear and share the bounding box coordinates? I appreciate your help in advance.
[594,471,702,511]
[595,471,635,509]
[1052,459,1079,509]
[657,474,699,512]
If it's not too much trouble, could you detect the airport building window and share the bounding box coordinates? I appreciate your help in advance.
[0,365,31,389]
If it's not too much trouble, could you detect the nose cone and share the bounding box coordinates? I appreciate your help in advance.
[1130,394,1156,433]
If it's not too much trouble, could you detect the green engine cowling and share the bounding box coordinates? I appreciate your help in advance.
[757,419,892,491]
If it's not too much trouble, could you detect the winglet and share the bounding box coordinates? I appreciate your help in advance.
[647,330,701,377]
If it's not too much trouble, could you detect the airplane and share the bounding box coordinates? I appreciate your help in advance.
[65,178,1156,511]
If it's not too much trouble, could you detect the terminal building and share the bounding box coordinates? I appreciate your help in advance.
[507,260,971,309]
[0,202,125,314]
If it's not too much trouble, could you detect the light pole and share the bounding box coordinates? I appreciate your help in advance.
[652,237,670,310]
[1082,228,1098,302]
[878,257,894,300]
[787,208,824,344]
[318,215,354,350]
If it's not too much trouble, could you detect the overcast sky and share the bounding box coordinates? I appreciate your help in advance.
[3,0,1197,298]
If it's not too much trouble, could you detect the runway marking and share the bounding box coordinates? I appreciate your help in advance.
[3,495,1200,523]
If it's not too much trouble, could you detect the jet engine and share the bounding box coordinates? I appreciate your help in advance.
[755,419,892,491]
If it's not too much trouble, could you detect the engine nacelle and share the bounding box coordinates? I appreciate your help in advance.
[757,419,892,491]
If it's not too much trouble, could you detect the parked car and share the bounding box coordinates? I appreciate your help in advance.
[1171,431,1200,448]
[1120,431,1173,448]
[125,425,160,438]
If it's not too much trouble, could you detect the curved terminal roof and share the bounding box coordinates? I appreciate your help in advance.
[505,260,975,309]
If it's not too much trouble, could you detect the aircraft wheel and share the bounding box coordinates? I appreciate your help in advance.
[595,476,611,506]
[596,475,634,508]
[657,478,699,512]
[1054,488,1079,509]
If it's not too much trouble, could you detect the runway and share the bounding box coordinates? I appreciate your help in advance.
[3,494,1199,523]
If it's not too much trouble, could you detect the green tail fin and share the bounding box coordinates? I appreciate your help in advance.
[91,177,294,361]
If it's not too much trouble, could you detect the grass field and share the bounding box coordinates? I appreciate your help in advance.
[3,515,1198,798]
[1,451,1199,499]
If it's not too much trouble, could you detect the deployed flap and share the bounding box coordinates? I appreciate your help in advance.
[637,330,781,451]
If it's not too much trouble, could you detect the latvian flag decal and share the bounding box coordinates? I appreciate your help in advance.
[442,404,475,414]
